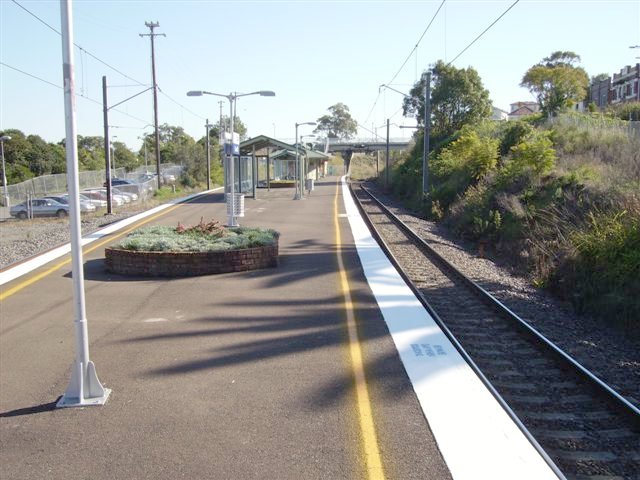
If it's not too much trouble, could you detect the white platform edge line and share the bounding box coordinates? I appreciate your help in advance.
[340,178,558,480]
[0,188,222,286]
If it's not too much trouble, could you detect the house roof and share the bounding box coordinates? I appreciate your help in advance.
[509,105,537,117]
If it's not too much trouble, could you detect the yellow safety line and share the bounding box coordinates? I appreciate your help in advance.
[334,181,385,480]
[0,203,184,301]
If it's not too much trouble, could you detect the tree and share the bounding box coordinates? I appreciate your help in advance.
[75,135,105,171]
[521,51,589,117]
[212,115,248,142]
[111,141,139,172]
[403,60,492,141]
[314,103,358,140]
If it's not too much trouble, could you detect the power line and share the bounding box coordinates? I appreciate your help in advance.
[447,0,520,66]
[385,0,446,86]
[11,0,147,87]
[1,61,149,125]
[1,61,60,90]
[362,0,445,129]
[159,88,206,121]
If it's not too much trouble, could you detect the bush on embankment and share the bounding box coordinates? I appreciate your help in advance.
[389,112,640,332]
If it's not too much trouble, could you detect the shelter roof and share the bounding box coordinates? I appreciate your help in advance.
[239,135,296,155]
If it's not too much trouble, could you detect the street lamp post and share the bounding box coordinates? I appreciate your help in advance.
[187,89,275,226]
[138,136,148,170]
[110,135,118,175]
[205,119,213,190]
[0,135,11,207]
[301,134,316,183]
[294,122,316,200]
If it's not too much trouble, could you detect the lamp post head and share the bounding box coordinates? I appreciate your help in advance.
[0,135,11,142]
[187,90,204,97]
[296,121,317,127]
[258,90,276,97]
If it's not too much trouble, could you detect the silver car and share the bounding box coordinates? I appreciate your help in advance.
[44,195,97,213]
[10,198,70,219]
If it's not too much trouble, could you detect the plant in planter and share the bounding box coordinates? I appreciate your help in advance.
[105,218,279,277]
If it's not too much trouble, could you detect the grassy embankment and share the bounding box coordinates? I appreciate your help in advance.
[358,112,639,333]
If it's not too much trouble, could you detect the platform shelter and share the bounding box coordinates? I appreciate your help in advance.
[239,135,331,197]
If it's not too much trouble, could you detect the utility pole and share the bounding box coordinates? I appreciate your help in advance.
[386,119,390,191]
[102,76,113,214]
[140,21,165,190]
[423,71,431,195]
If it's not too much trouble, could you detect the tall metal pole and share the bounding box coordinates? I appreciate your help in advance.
[227,95,237,226]
[58,0,109,408]
[218,101,224,146]
[294,123,300,199]
[0,136,10,208]
[205,119,212,190]
[140,22,165,190]
[422,72,431,194]
[102,76,113,214]
[385,119,390,191]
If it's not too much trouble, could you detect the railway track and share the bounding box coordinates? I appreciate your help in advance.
[350,182,640,480]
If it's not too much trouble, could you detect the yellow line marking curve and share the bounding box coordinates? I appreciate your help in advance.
[334,179,386,480]
[0,202,184,301]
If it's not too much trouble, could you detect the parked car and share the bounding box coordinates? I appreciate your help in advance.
[162,172,177,184]
[104,178,143,195]
[112,187,138,202]
[82,189,124,207]
[10,198,70,219]
[77,193,108,208]
[43,195,97,213]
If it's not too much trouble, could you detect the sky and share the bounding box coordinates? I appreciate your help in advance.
[1,0,639,152]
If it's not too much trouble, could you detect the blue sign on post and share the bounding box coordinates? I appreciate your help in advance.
[223,132,240,155]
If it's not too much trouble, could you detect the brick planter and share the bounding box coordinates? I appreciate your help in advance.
[105,243,278,277]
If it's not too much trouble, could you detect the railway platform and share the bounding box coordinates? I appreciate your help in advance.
[0,177,558,479]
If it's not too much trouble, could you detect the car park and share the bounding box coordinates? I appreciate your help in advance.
[43,195,97,213]
[10,198,71,219]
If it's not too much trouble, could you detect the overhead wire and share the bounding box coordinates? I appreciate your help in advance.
[446,0,520,66]
[362,0,445,129]
[158,88,207,121]
[11,0,147,87]
[384,0,446,87]
[1,61,149,125]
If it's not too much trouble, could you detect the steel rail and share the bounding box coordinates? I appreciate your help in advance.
[349,182,569,479]
[353,182,640,427]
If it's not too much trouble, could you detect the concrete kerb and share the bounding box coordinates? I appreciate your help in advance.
[0,187,224,286]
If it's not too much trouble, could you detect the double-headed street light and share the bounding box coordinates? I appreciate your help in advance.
[187,89,275,226]
[294,122,316,199]
[1,135,11,207]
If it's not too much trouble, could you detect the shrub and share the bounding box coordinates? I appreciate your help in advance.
[430,128,499,210]
[112,221,279,253]
[554,208,640,330]
[499,121,534,157]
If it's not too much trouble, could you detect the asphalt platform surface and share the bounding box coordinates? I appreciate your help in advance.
[0,177,452,479]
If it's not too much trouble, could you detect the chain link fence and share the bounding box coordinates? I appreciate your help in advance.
[1,164,183,219]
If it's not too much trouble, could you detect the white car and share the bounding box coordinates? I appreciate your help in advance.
[43,195,96,213]
[113,187,138,202]
[82,189,125,207]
